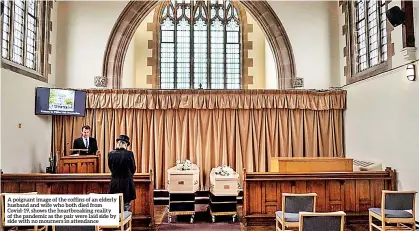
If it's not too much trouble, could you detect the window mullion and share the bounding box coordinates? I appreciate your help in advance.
[174,4,178,89]
[364,1,370,69]
[35,2,42,73]
[190,2,194,89]
[376,2,382,64]
[223,0,227,89]
[207,1,211,89]
[0,1,2,58]
[8,1,15,61]
[23,0,28,68]
[349,1,355,75]
[239,13,243,89]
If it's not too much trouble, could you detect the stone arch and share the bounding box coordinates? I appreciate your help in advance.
[102,0,296,89]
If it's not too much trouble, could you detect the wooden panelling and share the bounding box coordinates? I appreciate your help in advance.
[58,154,100,173]
[0,173,154,230]
[243,168,396,226]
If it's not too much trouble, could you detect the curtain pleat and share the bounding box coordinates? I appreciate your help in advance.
[53,90,346,189]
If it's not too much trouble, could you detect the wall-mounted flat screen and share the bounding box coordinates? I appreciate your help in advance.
[35,87,86,116]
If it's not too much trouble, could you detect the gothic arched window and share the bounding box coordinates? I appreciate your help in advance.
[159,0,241,89]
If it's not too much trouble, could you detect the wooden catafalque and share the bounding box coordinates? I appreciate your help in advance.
[166,160,200,223]
[209,166,239,222]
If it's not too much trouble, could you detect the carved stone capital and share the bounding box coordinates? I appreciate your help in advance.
[292,77,304,88]
[401,47,417,62]
[94,76,108,88]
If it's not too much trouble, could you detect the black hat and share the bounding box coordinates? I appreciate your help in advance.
[116,135,130,146]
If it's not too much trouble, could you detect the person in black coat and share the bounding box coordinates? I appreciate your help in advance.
[108,135,136,211]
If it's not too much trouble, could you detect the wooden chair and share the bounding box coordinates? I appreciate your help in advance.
[275,193,317,231]
[94,193,132,231]
[1,192,47,231]
[299,211,346,231]
[369,190,417,231]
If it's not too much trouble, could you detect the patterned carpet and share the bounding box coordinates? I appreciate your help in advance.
[153,205,370,231]
[158,222,241,231]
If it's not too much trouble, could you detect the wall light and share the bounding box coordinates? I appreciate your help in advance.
[406,64,416,81]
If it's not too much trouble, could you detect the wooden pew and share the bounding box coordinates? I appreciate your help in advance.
[0,172,154,230]
[242,167,397,226]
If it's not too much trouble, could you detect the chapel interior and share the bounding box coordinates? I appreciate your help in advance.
[1,0,419,231]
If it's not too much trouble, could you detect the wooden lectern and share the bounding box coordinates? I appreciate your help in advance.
[57,149,101,173]
[270,157,353,173]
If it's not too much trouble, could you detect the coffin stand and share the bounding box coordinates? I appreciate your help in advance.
[209,168,239,223]
[166,164,199,223]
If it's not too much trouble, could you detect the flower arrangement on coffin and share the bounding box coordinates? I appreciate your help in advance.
[214,165,234,176]
[175,159,192,171]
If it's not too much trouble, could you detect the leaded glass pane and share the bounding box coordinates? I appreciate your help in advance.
[159,0,241,89]
[210,19,224,89]
[176,18,191,89]
[226,19,240,89]
[379,0,387,61]
[12,0,25,65]
[2,0,12,59]
[233,7,239,18]
[26,0,37,69]
[193,18,208,89]
[160,9,176,89]
[367,0,378,66]
[353,0,388,74]
[2,0,41,70]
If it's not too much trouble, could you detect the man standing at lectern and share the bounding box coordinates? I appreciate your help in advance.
[108,135,136,211]
[72,125,98,155]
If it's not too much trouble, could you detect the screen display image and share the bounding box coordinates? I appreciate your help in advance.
[48,89,75,112]
[35,87,86,116]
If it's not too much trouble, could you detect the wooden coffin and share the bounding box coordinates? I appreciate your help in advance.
[209,168,239,196]
[167,164,199,193]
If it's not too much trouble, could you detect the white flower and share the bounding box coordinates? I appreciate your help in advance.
[214,165,234,176]
[175,159,193,171]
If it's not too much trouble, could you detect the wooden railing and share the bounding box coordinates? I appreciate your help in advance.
[242,167,397,226]
[0,172,154,230]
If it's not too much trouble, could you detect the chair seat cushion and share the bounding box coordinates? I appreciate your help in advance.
[121,211,132,221]
[369,208,413,218]
[275,211,299,222]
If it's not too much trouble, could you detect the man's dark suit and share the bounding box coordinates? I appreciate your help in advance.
[108,148,136,207]
[72,137,98,155]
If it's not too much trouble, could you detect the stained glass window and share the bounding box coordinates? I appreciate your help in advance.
[2,0,42,71]
[160,0,241,89]
[353,0,387,73]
